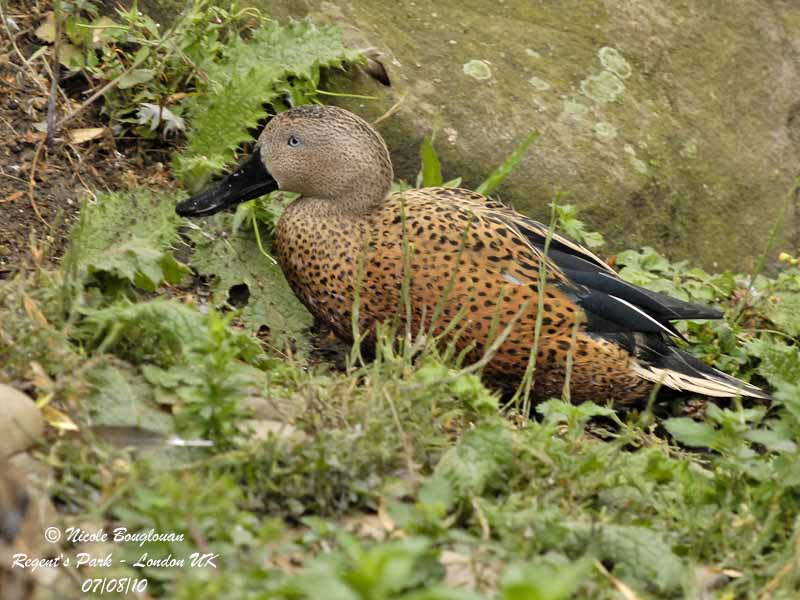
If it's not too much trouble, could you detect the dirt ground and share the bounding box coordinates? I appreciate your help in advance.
[0,1,174,277]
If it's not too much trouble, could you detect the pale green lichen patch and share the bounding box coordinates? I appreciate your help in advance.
[560,99,590,123]
[681,138,698,158]
[624,144,649,174]
[462,59,492,80]
[594,121,618,140]
[581,71,625,103]
[598,46,632,79]
[528,76,551,91]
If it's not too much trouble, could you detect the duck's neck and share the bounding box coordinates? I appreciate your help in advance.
[298,170,392,218]
[291,193,387,220]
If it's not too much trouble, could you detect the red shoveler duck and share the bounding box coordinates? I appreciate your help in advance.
[176,105,768,404]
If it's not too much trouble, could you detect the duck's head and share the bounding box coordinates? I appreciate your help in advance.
[176,105,393,217]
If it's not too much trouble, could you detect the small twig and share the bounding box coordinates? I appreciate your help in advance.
[45,1,62,145]
[37,58,68,101]
[0,114,19,136]
[251,211,278,265]
[471,498,491,541]
[0,77,24,91]
[594,560,641,600]
[0,169,27,184]
[314,88,379,101]
[28,140,54,230]
[372,93,407,127]
[55,60,141,130]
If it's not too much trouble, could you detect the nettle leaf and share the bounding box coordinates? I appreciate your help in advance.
[81,299,263,371]
[566,522,684,595]
[87,362,173,432]
[87,239,189,292]
[746,338,800,388]
[65,190,188,293]
[745,427,798,453]
[763,286,800,338]
[432,420,513,502]
[553,203,605,249]
[118,68,155,89]
[341,537,432,598]
[81,299,212,365]
[187,212,313,354]
[663,417,721,449]
[174,20,362,190]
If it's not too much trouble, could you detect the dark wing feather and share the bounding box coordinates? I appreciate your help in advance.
[494,213,723,340]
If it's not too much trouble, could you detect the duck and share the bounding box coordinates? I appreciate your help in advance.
[176,104,768,404]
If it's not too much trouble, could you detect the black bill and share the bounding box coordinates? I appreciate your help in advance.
[175,150,278,217]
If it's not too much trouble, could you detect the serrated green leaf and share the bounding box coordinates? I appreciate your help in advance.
[87,363,173,432]
[118,68,155,89]
[432,420,513,502]
[745,427,798,453]
[87,238,189,292]
[187,212,312,354]
[64,190,188,293]
[566,523,684,595]
[765,289,800,337]
[663,417,720,449]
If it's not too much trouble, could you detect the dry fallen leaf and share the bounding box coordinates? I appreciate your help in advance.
[29,361,54,393]
[34,12,55,43]
[67,127,106,144]
[23,131,45,144]
[378,497,397,534]
[22,295,49,328]
[0,191,23,204]
[41,405,79,432]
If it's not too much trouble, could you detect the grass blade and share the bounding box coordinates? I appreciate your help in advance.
[476,129,539,196]
[418,134,443,188]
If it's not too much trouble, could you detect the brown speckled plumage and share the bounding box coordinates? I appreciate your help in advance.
[277,189,653,401]
[179,105,769,404]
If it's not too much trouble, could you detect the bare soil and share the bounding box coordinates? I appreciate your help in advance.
[0,1,174,277]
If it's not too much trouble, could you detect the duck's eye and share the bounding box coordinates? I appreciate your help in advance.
[287,135,300,148]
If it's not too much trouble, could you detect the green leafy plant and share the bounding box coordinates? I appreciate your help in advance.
[36,0,264,135]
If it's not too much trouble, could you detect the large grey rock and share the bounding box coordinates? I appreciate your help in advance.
[260,0,800,270]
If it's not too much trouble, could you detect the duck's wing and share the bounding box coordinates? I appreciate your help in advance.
[450,191,723,341]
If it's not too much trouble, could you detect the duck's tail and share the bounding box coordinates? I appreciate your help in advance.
[631,344,770,399]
